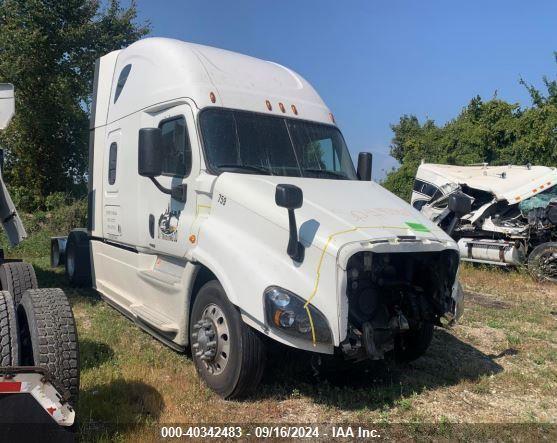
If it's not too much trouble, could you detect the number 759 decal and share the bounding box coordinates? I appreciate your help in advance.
[218,194,227,206]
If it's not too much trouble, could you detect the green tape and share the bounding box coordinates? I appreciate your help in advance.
[405,221,430,232]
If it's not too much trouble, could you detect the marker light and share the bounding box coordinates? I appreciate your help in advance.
[291,104,298,115]
[209,92,216,103]
[189,235,196,244]
[265,100,272,111]
[279,102,286,113]
[329,112,336,123]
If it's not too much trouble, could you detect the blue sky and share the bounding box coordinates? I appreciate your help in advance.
[135,0,557,178]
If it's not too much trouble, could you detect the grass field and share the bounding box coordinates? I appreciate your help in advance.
[7,226,557,441]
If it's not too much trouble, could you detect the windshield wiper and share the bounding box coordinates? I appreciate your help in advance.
[303,169,348,179]
[216,164,272,175]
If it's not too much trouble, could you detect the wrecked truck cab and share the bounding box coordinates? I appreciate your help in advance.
[53,38,463,399]
[413,163,557,280]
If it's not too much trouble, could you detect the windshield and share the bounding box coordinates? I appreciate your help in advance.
[519,185,557,213]
[199,108,358,180]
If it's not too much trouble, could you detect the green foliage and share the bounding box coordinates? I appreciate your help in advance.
[383,56,557,200]
[0,0,150,207]
[45,191,70,211]
[0,195,87,257]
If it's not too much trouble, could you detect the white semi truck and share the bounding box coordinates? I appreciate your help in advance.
[53,38,464,399]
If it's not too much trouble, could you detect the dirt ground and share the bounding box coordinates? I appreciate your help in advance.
[31,257,557,441]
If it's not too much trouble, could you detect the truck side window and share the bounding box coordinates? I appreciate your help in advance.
[108,142,117,185]
[413,179,441,199]
[114,64,132,103]
[159,117,192,177]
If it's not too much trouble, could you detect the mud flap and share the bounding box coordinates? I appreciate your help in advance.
[0,366,75,439]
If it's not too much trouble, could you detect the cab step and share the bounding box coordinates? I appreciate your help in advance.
[137,268,182,291]
[130,304,179,333]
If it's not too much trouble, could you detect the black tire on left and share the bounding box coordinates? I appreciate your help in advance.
[0,290,19,366]
[0,262,38,306]
[17,288,80,406]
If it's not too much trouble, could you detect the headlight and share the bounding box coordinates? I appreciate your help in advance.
[264,286,332,344]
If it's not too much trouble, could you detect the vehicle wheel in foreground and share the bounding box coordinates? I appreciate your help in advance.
[65,229,91,287]
[17,288,80,406]
[189,280,266,399]
[0,290,19,366]
[0,262,38,306]
[528,242,557,283]
[394,323,434,363]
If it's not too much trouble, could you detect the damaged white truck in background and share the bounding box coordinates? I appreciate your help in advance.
[412,163,557,281]
[52,38,464,399]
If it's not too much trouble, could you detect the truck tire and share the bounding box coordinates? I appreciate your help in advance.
[528,242,557,283]
[17,288,80,406]
[65,229,91,287]
[0,262,38,306]
[189,280,266,399]
[0,291,19,366]
[394,323,434,363]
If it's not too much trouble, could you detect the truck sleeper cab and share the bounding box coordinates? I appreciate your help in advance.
[55,38,464,398]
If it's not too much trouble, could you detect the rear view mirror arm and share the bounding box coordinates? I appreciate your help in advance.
[149,177,187,203]
[149,177,171,195]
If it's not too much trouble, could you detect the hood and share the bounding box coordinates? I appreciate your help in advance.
[211,173,455,258]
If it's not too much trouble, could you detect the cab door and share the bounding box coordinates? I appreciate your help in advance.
[139,103,199,257]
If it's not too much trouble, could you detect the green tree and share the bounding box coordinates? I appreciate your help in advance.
[0,0,149,209]
[383,56,557,201]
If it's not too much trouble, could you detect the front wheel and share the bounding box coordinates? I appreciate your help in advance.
[189,280,266,399]
[528,242,557,283]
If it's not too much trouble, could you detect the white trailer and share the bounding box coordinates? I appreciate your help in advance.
[54,38,463,398]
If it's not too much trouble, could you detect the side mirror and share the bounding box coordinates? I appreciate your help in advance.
[445,191,472,236]
[138,127,187,203]
[0,83,15,130]
[357,152,372,181]
[448,192,472,217]
[275,184,303,209]
[275,184,304,262]
[138,128,163,177]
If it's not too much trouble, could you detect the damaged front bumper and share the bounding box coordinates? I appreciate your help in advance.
[337,238,463,361]
[444,280,465,326]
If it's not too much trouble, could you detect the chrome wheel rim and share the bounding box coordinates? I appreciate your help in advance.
[192,303,230,376]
